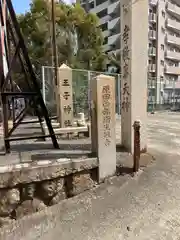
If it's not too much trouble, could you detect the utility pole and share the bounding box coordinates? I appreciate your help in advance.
[51,0,58,86]
[50,0,60,120]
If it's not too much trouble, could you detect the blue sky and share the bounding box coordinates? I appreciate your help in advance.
[12,0,72,14]
[12,0,31,14]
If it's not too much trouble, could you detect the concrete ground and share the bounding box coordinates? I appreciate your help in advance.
[0,111,178,165]
[147,112,180,155]
[1,112,180,240]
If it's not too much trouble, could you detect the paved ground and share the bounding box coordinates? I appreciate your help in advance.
[1,112,180,240]
[147,112,180,155]
[0,111,179,165]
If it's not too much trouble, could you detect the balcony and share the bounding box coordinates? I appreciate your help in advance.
[149,0,158,5]
[149,30,156,40]
[90,1,108,14]
[149,47,156,56]
[164,80,180,89]
[102,30,109,37]
[166,18,180,33]
[165,66,180,75]
[108,1,119,16]
[108,17,120,30]
[108,48,120,56]
[171,0,180,8]
[149,13,156,23]
[166,34,180,48]
[103,43,112,52]
[148,64,156,72]
[166,2,180,20]
[165,50,180,61]
[164,81,174,88]
[99,15,110,25]
[108,33,120,46]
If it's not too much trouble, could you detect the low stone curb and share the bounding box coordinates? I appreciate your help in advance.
[0,152,154,230]
[0,166,147,240]
[0,157,98,188]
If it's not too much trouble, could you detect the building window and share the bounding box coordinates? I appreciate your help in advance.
[169,62,173,66]
[101,22,108,31]
[96,0,106,6]
[89,1,94,8]
[81,3,86,9]
[161,44,164,50]
[162,11,165,18]
[161,60,164,66]
[103,37,108,44]
[160,76,164,81]
[161,27,165,33]
[82,2,94,10]
[97,9,107,18]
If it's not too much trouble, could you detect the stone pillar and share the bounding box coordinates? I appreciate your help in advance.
[90,74,116,182]
[77,112,86,126]
[57,64,73,128]
[120,0,148,153]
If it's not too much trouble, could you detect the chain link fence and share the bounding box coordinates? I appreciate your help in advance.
[41,66,180,118]
[41,66,121,117]
[147,77,180,112]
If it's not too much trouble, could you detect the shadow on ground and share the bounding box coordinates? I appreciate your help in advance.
[0,142,125,153]
[116,166,133,176]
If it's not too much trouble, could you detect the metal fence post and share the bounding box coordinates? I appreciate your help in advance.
[133,121,140,172]
[42,66,46,104]
[173,78,175,109]
[87,70,91,119]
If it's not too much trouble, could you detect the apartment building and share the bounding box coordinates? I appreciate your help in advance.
[149,0,180,103]
[80,0,180,103]
[80,0,120,56]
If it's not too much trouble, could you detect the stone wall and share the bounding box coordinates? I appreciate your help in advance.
[0,151,154,228]
[0,158,98,228]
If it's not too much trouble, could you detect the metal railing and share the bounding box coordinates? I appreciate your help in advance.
[41,66,121,117]
[41,66,180,117]
[147,77,180,112]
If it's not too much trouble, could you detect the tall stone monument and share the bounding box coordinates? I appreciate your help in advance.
[120,0,148,153]
[58,64,73,128]
[91,74,116,182]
